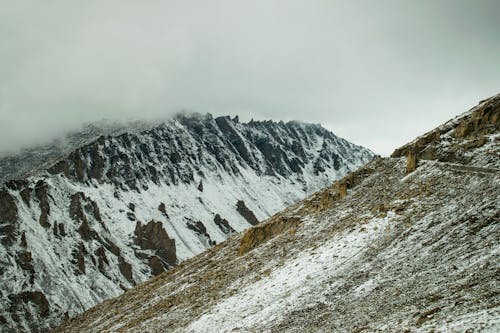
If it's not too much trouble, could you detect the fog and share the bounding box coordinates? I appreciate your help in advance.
[1,0,499,155]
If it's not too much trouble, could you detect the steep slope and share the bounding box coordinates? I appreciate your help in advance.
[53,94,499,333]
[0,113,373,332]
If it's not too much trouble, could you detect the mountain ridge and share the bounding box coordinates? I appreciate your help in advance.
[51,94,499,332]
[0,113,373,332]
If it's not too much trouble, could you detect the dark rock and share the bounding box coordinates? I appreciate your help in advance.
[236,200,259,226]
[134,221,176,265]
[127,212,136,221]
[58,223,66,236]
[78,219,91,241]
[90,201,102,223]
[119,257,134,283]
[35,181,51,228]
[95,247,108,273]
[4,179,28,191]
[214,214,236,235]
[103,238,121,256]
[20,232,27,247]
[128,203,135,212]
[158,202,169,218]
[74,242,86,274]
[89,142,105,180]
[0,190,18,245]
[69,193,85,223]
[197,180,203,192]
[148,256,165,276]
[70,192,102,240]
[186,219,216,246]
[19,187,31,206]
[16,251,34,272]
[70,151,85,182]
[48,160,69,176]
[8,291,50,318]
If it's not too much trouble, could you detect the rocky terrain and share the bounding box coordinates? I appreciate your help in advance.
[52,94,499,332]
[0,113,372,332]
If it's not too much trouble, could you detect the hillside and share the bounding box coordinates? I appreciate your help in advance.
[53,94,499,332]
[0,114,372,332]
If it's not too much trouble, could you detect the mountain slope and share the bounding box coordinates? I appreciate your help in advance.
[53,94,499,332]
[0,114,373,332]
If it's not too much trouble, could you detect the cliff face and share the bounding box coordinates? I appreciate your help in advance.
[52,95,499,333]
[0,114,372,332]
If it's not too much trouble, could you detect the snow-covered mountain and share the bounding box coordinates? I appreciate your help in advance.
[0,113,373,332]
[52,94,499,332]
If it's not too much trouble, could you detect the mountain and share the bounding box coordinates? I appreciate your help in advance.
[52,94,499,333]
[0,113,373,332]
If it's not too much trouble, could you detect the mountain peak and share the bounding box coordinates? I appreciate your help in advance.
[0,114,372,332]
[51,95,499,333]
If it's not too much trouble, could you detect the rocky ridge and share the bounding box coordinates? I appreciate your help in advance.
[0,113,372,332]
[52,94,499,332]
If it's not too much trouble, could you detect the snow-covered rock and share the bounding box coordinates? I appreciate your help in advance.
[52,94,499,333]
[0,113,373,332]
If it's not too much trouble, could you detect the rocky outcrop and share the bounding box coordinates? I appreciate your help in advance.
[0,190,18,246]
[238,215,301,255]
[406,150,418,174]
[186,220,216,246]
[9,291,50,319]
[69,192,103,241]
[214,214,235,235]
[158,203,169,218]
[35,180,51,228]
[134,221,177,266]
[118,257,133,283]
[51,97,500,333]
[0,113,373,332]
[148,256,165,276]
[236,200,259,226]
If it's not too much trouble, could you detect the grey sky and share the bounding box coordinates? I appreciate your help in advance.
[1,0,499,156]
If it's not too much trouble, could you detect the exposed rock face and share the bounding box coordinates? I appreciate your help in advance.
[148,256,166,276]
[236,200,259,226]
[118,258,133,283]
[238,216,301,255]
[406,150,418,173]
[0,190,18,246]
[213,214,235,235]
[158,203,168,218]
[186,220,216,247]
[52,95,500,333]
[0,113,373,332]
[9,291,50,319]
[134,221,177,266]
[35,181,51,228]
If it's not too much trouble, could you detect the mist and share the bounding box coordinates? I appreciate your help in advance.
[1,0,499,155]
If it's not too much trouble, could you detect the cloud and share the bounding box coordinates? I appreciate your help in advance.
[1,0,499,155]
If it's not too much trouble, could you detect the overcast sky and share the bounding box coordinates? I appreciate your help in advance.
[1,0,499,156]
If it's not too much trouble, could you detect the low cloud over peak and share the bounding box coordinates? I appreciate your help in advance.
[1,0,499,155]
